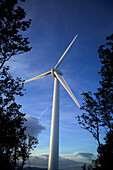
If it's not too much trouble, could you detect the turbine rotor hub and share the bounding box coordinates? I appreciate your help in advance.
[51,68,62,78]
[51,69,56,78]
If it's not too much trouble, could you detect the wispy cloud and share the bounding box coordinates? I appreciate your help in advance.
[25,115,45,137]
[24,152,95,169]
[60,152,96,163]
[6,51,53,90]
[37,107,49,119]
[75,152,95,160]
[24,154,81,169]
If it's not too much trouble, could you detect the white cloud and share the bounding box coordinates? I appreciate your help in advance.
[75,152,95,160]
[37,106,49,119]
[7,53,53,91]
[24,154,83,169]
[7,54,31,78]
[61,152,96,163]
[24,152,95,169]
[24,115,45,137]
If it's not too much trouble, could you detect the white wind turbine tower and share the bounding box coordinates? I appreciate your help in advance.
[21,34,80,170]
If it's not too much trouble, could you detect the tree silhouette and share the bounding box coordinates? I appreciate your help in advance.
[76,34,113,169]
[0,66,38,169]
[81,163,86,170]
[0,0,38,169]
[77,91,101,146]
[94,131,113,169]
[95,34,113,131]
[0,0,32,69]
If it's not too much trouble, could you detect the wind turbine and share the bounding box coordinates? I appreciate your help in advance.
[21,34,80,170]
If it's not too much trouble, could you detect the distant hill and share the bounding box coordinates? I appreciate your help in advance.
[24,167,47,170]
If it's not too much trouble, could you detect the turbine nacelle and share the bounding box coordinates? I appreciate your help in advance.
[51,68,62,78]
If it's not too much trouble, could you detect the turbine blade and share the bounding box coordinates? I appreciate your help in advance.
[55,34,78,69]
[20,71,51,84]
[54,71,80,108]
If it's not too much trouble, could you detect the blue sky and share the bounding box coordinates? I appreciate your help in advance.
[7,0,113,169]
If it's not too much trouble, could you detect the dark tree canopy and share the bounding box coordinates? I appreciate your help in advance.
[77,34,113,169]
[0,0,39,169]
[95,35,113,130]
[0,66,38,169]
[0,0,32,69]
[94,131,113,170]
[78,91,101,146]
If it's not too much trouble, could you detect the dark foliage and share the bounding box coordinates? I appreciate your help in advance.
[0,0,32,69]
[0,66,38,169]
[93,130,113,170]
[76,34,113,169]
[77,91,101,146]
[95,34,113,130]
[0,0,38,169]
